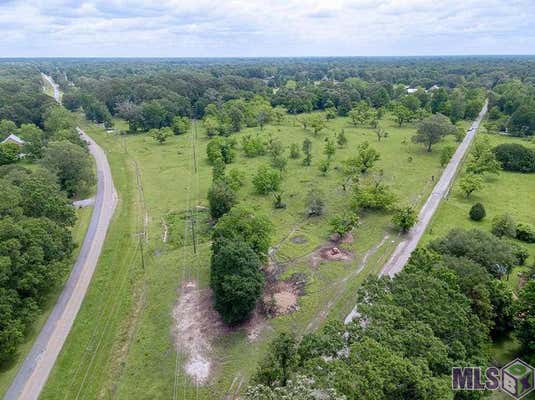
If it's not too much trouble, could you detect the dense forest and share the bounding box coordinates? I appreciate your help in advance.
[32,57,535,137]
[0,64,95,364]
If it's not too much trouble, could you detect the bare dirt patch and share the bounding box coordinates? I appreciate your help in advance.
[290,235,308,244]
[172,281,227,384]
[262,273,306,317]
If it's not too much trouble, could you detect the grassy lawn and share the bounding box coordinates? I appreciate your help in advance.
[422,132,535,276]
[41,112,471,399]
[0,206,93,397]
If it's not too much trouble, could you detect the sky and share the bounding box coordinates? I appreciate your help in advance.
[1,0,534,57]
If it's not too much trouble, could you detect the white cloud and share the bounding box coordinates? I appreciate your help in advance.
[0,0,534,56]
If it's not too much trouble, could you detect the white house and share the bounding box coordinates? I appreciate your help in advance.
[1,134,26,147]
[407,88,418,94]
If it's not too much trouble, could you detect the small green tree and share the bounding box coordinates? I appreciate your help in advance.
[491,214,517,238]
[318,159,330,176]
[469,203,486,221]
[309,114,326,136]
[355,141,380,173]
[252,165,282,194]
[330,212,359,236]
[392,206,418,233]
[171,116,191,135]
[348,101,372,126]
[323,138,336,161]
[212,157,226,181]
[0,143,20,165]
[466,138,501,175]
[302,138,312,166]
[440,145,456,167]
[412,113,456,152]
[289,143,300,159]
[392,103,413,126]
[337,129,347,147]
[207,180,237,219]
[459,173,483,198]
[149,127,172,144]
[306,189,325,216]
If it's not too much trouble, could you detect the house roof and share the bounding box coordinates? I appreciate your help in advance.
[1,134,26,145]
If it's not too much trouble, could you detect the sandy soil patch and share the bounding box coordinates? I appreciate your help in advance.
[262,273,306,317]
[171,281,226,384]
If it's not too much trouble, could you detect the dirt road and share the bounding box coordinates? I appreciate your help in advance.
[380,100,488,277]
[5,78,118,400]
[345,101,488,323]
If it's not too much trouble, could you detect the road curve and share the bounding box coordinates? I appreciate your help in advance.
[345,100,488,323]
[5,79,118,400]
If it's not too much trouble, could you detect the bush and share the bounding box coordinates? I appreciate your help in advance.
[392,206,418,232]
[516,223,535,243]
[352,182,397,211]
[241,134,266,157]
[330,212,359,236]
[225,168,246,191]
[289,143,300,159]
[493,143,535,173]
[306,189,325,216]
[491,214,516,238]
[469,203,486,221]
[507,240,529,265]
[206,137,235,164]
[207,180,236,219]
[252,165,281,195]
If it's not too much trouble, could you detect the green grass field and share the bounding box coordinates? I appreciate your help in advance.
[41,112,472,399]
[422,132,535,281]
[0,206,93,397]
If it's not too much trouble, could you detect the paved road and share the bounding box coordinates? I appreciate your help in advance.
[5,79,118,400]
[345,100,488,324]
[41,73,61,103]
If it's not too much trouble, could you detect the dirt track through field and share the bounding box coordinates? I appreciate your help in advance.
[344,100,488,324]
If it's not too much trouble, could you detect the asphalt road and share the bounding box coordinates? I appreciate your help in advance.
[345,100,488,323]
[5,79,118,400]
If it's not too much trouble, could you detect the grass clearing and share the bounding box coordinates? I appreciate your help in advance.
[42,112,471,399]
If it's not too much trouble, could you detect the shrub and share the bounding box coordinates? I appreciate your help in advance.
[206,137,235,164]
[352,182,397,211]
[392,206,418,232]
[491,214,516,238]
[493,143,535,173]
[225,168,246,191]
[289,143,300,159]
[241,134,266,157]
[469,203,486,221]
[507,240,529,265]
[306,189,325,216]
[330,212,359,236]
[516,223,535,243]
[207,180,237,219]
[252,165,282,195]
